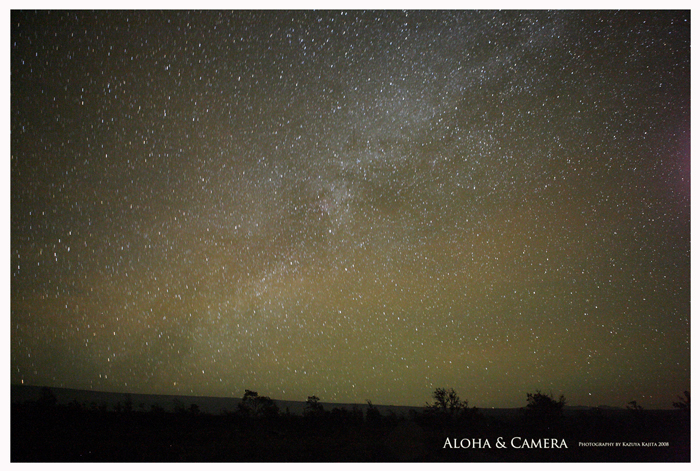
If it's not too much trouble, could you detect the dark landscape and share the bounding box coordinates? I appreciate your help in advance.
[11,385,690,461]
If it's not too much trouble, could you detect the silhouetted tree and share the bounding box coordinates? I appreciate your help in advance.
[365,400,382,426]
[426,387,470,416]
[304,395,324,417]
[238,389,279,419]
[627,399,647,430]
[673,391,690,412]
[525,390,566,418]
[422,387,481,432]
[523,390,566,433]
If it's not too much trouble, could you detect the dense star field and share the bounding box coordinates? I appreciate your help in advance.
[11,11,690,409]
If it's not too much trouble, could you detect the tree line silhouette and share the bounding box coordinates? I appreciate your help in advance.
[12,386,690,462]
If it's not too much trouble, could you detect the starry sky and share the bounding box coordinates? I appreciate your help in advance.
[10,10,690,409]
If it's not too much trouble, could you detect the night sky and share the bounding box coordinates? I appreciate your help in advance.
[11,10,690,409]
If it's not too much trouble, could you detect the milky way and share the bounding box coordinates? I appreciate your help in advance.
[11,11,690,408]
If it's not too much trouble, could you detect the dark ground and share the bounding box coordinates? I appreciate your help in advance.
[11,386,690,462]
